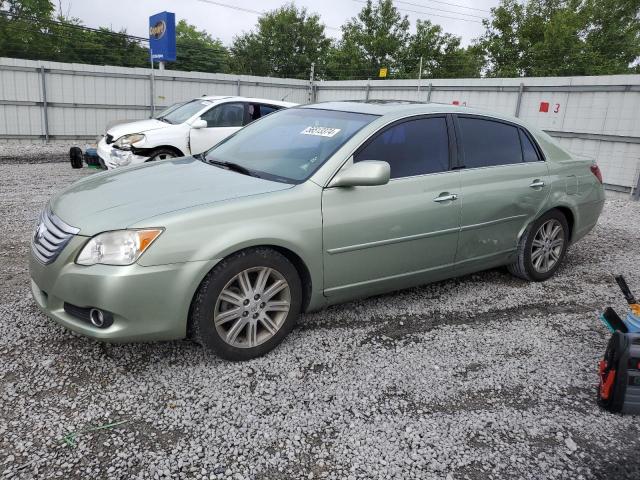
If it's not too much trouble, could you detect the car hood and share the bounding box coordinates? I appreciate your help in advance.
[107,118,170,139]
[50,157,293,235]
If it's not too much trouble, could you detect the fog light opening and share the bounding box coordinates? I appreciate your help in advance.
[89,308,106,328]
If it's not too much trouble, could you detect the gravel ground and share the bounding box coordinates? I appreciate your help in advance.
[1,162,640,480]
[0,142,94,164]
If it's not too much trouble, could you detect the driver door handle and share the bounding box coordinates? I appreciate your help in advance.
[433,193,458,203]
[529,180,545,188]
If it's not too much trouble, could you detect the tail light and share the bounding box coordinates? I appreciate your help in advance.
[590,164,603,184]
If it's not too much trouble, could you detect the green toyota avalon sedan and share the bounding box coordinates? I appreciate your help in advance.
[30,102,605,360]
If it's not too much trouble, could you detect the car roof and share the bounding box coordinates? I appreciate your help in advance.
[198,95,297,107]
[302,100,519,122]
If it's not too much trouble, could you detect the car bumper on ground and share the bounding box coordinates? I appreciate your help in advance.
[29,236,219,342]
[97,137,149,170]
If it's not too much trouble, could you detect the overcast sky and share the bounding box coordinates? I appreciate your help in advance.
[56,0,500,46]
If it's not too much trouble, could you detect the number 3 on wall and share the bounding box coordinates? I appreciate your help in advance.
[553,103,560,113]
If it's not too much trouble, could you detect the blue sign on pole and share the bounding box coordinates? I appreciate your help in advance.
[149,11,176,62]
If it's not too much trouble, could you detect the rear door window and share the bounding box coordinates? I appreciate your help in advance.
[354,117,449,179]
[458,117,523,168]
[247,104,282,124]
[260,104,280,116]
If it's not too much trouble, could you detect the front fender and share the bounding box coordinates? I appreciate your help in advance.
[137,124,190,155]
[132,182,325,309]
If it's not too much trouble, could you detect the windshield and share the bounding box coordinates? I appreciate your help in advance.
[204,108,377,183]
[154,101,186,120]
[162,99,213,124]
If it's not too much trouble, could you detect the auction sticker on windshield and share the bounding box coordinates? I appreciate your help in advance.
[300,126,341,137]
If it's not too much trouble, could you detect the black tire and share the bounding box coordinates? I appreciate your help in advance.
[69,147,83,169]
[146,148,178,162]
[189,247,302,361]
[508,209,570,281]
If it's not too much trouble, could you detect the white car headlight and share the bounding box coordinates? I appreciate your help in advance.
[76,229,163,266]
[114,133,145,150]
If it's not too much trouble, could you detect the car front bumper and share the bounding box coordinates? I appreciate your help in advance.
[29,236,219,342]
[97,137,149,170]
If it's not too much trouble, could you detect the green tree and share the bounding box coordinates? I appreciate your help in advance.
[48,21,148,67]
[0,0,56,60]
[399,20,482,78]
[326,0,410,79]
[478,0,640,77]
[170,19,229,73]
[0,0,148,67]
[579,0,640,75]
[230,3,330,78]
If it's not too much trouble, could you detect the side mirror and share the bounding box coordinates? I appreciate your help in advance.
[328,160,390,188]
[191,119,207,129]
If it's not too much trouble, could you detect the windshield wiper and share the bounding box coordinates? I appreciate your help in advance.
[207,158,260,178]
[157,117,172,124]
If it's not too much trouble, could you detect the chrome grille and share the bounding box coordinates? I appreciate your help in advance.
[32,209,80,264]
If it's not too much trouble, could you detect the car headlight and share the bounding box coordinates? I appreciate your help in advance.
[76,229,163,266]
[114,133,145,150]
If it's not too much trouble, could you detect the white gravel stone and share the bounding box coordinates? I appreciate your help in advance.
[565,437,578,452]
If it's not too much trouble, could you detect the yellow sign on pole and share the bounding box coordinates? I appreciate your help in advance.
[379,67,388,78]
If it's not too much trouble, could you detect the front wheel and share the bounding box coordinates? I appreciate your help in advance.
[189,248,302,360]
[508,209,569,281]
[146,149,177,162]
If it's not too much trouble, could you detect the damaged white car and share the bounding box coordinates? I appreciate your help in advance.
[97,96,296,169]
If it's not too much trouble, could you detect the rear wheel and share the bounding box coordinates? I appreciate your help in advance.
[189,248,302,360]
[508,209,569,281]
[146,148,178,162]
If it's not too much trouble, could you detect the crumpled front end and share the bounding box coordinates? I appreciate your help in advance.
[97,137,149,170]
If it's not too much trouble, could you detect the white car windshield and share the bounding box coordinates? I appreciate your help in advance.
[204,108,378,183]
[154,101,186,120]
[160,99,213,125]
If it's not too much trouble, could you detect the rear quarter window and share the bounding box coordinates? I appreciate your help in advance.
[519,129,542,162]
[458,117,523,168]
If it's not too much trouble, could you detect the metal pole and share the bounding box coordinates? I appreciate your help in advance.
[149,49,155,117]
[417,56,423,94]
[236,78,241,96]
[633,169,640,201]
[39,66,49,143]
[308,62,315,104]
[427,82,432,102]
[515,82,524,118]
[365,81,371,101]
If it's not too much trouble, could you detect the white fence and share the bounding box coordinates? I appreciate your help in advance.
[1,57,639,194]
[0,57,309,142]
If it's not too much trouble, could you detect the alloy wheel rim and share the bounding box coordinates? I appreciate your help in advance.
[214,267,291,348]
[531,219,564,273]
